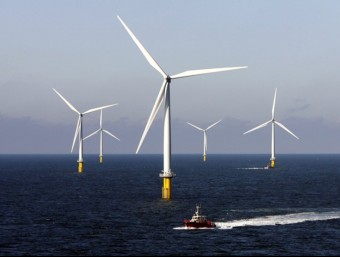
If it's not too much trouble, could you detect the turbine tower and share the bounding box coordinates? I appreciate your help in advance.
[187,120,222,161]
[243,88,299,169]
[118,15,247,199]
[84,109,120,163]
[53,88,117,172]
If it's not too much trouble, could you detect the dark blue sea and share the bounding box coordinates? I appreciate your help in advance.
[0,154,340,256]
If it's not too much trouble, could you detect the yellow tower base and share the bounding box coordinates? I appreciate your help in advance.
[78,161,83,173]
[203,155,206,162]
[100,156,103,163]
[162,177,172,200]
[270,159,275,169]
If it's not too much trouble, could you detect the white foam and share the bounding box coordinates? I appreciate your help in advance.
[215,211,340,230]
[237,167,266,170]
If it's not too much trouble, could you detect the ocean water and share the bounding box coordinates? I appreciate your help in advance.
[0,154,339,256]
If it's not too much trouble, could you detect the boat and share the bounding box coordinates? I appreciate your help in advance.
[183,204,216,228]
[264,162,274,170]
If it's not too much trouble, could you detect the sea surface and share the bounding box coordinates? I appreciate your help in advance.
[0,154,340,256]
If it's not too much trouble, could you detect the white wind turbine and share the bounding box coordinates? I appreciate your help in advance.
[243,88,299,169]
[84,109,120,163]
[117,15,247,199]
[187,120,222,162]
[53,88,117,172]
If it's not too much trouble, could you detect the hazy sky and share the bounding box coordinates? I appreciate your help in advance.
[1,0,340,154]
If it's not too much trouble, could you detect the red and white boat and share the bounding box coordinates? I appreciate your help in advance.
[184,204,216,228]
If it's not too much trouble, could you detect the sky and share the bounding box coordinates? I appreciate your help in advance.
[1,0,340,154]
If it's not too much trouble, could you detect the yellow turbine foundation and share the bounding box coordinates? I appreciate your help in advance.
[270,159,275,169]
[100,156,103,163]
[162,177,172,200]
[78,161,83,173]
[203,155,207,162]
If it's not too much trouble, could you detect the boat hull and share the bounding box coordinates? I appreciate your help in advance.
[184,220,216,228]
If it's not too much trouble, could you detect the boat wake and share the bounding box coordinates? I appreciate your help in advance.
[174,211,340,230]
[215,211,340,230]
[237,167,267,170]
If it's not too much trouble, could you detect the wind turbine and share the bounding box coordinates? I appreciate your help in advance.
[243,88,299,169]
[53,88,117,173]
[187,120,222,162]
[84,109,120,163]
[117,15,247,199]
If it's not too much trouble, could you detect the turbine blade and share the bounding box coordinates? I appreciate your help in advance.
[243,120,272,135]
[274,121,299,139]
[272,88,277,120]
[103,129,120,141]
[53,88,80,114]
[117,16,167,78]
[71,117,81,152]
[171,66,247,79]
[83,103,118,115]
[206,119,222,131]
[83,129,100,141]
[136,80,167,153]
[186,122,204,131]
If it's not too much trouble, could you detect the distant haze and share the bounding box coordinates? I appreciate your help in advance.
[1,0,340,154]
